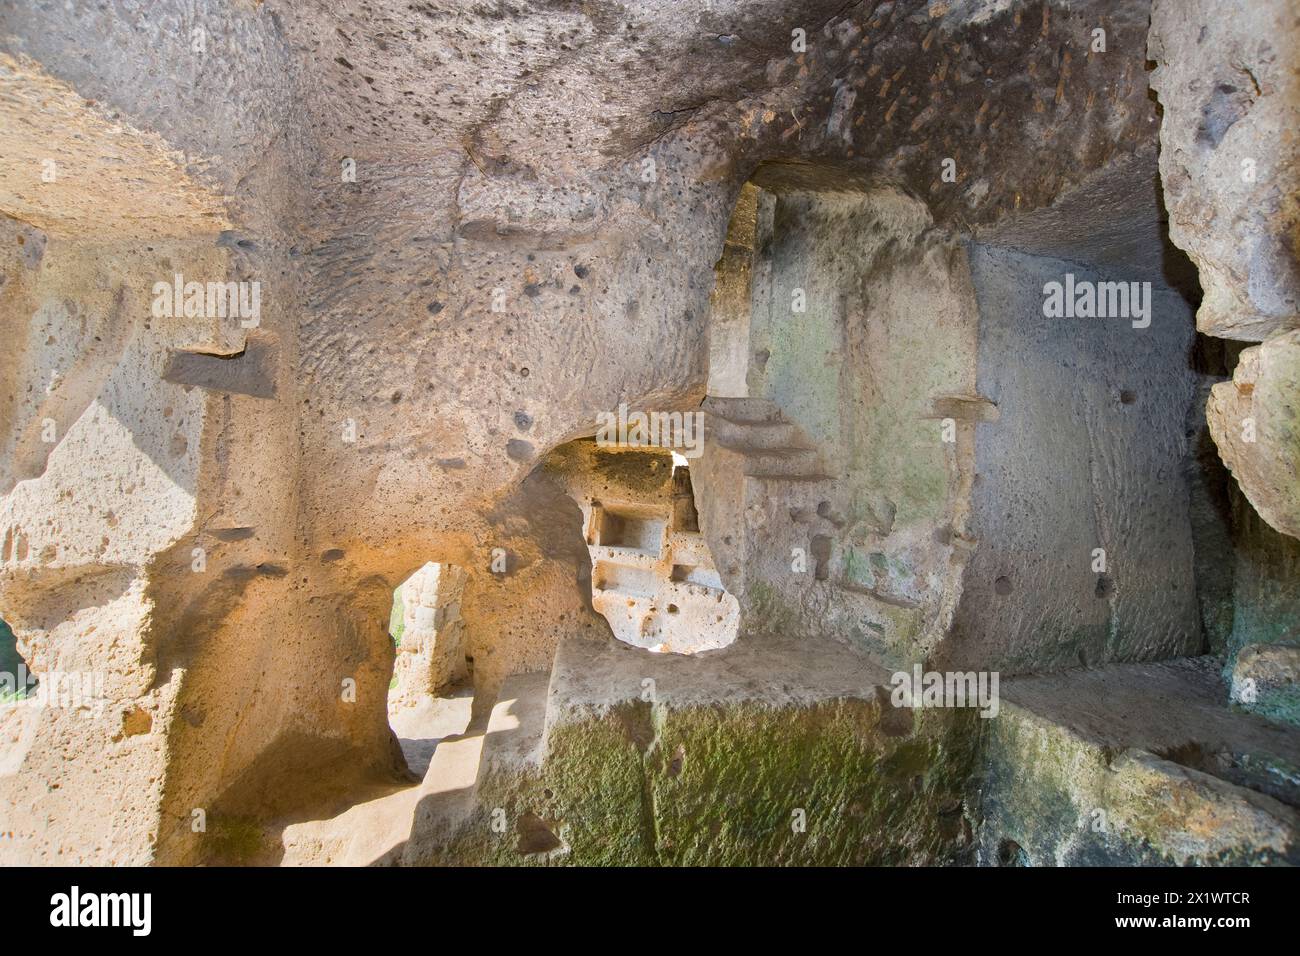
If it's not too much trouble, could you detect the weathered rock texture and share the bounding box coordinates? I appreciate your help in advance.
[0,0,1296,867]
[413,635,979,866]
[981,657,1300,865]
[694,183,982,669]
[389,562,468,706]
[1149,0,1299,342]
[545,441,740,655]
[1232,642,1300,728]
[1149,0,1300,564]
[1208,332,1300,539]
[950,244,1203,673]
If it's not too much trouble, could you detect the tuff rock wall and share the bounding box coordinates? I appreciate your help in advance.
[0,0,1295,866]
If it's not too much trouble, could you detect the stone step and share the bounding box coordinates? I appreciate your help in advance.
[706,416,809,452]
[742,448,832,480]
[701,395,786,425]
[397,672,552,865]
[702,396,831,480]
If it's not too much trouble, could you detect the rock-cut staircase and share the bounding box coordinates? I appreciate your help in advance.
[702,396,831,481]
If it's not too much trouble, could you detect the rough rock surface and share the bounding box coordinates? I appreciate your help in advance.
[544,441,740,655]
[949,244,1202,673]
[0,0,1296,867]
[1149,0,1300,342]
[389,562,468,706]
[1232,642,1300,728]
[694,184,982,667]
[981,657,1300,865]
[414,634,979,866]
[0,55,231,239]
[1207,331,1300,540]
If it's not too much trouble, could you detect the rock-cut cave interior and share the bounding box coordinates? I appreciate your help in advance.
[0,0,1297,875]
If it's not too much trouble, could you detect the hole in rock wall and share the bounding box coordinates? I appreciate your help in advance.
[997,838,1028,867]
[597,507,666,553]
[0,617,40,779]
[386,562,472,778]
[541,438,739,655]
[0,617,36,703]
